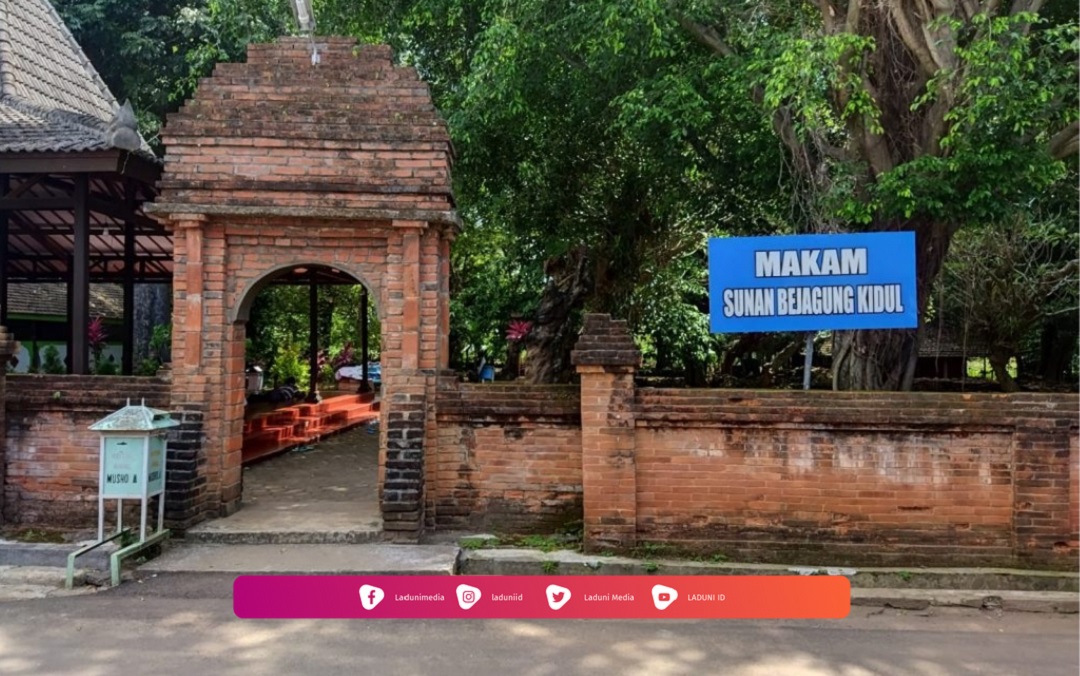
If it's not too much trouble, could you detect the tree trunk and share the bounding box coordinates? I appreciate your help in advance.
[505,343,522,380]
[989,350,1019,392]
[832,328,920,390]
[522,246,593,384]
[133,284,171,365]
[833,221,953,391]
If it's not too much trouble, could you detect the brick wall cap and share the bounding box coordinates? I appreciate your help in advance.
[571,313,641,368]
[0,325,14,358]
[146,202,462,229]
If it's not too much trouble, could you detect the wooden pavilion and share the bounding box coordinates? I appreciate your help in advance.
[0,0,166,374]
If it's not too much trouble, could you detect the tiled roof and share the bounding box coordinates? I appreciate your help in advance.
[5,282,125,319]
[0,0,153,155]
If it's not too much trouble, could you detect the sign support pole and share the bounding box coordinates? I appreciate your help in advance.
[97,437,105,541]
[802,332,814,390]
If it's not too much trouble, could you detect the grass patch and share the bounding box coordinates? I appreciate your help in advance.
[459,536,500,550]
[3,528,66,544]
[515,534,567,552]
[541,560,560,574]
[632,541,671,559]
[897,570,913,583]
[642,561,660,574]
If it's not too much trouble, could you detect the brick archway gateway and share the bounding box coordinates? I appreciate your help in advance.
[145,38,458,539]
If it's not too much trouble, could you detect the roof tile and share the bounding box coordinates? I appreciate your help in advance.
[0,0,152,155]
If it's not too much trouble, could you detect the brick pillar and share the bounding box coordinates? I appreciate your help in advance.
[163,213,216,523]
[382,220,428,540]
[572,314,640,552]
[0,326,13,522]
[1012,404,1077,566]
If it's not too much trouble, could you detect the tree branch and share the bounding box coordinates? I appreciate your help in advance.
[920,0,959,74]
[888,2,940,79]
[1049,121,1079,160]
[955,0,979,20]
[675,14,735,58]
[918,96,952,156]
[1044,258,1079,286]
[845,0,863,34]
[815,0,839,34]
[1009,0,1045,15]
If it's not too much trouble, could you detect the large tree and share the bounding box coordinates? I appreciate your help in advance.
[673,0,1078,389]
[429,0,790,382]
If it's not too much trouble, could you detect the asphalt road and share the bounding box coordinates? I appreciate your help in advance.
[0,573,1076,676]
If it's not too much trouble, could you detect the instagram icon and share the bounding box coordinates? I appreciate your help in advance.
[456,584,481,610]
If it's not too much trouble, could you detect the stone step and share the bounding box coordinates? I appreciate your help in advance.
[0,565,84,587]
[0,541,114,569]
[138,543,459,576]
[182,528,383,546]
[0,566,99,601]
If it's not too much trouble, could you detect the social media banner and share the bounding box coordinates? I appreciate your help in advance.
[234,575,850,619]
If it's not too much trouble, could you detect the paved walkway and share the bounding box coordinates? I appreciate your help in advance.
[184,425,382,542]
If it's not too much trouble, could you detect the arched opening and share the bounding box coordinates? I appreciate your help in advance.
[202,263,386,539]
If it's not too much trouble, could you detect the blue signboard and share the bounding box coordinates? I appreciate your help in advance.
[708,232,917,333]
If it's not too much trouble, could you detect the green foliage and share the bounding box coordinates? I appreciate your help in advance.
[874,16,1078,224]
[150,324,172,357]
[541,560,559,574]
[635,541,669,558]
[515,534,565,553]
[40,346,65,375]
[56,0,1078,388]
[93,356,119,376]
[247,283,378,388]
[940,216,1078,388]
[135,324,173,376]
[268,340,309,387]
[459,536,499,550]
[436,0,785,375]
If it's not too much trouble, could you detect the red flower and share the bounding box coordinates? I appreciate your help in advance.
[506,319,533,343]
[88,317,107,353]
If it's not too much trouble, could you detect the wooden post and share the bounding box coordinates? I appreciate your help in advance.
[0,174,8,327]
[307,271,320,402]
[71,174,90,375]
[361,286,369,387]
[122,180,136,375]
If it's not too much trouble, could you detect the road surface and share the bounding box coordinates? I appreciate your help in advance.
[0,573,1075,676]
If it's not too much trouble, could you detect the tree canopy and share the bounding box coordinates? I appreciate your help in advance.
[53,0,1079,391]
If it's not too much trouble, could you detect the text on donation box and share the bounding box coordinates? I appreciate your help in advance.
[102,437,165,498]
[708,232,917,333]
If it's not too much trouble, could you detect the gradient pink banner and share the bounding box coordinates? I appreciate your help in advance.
[234,575,850,619]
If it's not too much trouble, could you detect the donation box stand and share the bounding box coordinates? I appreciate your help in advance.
[67,400,179,588]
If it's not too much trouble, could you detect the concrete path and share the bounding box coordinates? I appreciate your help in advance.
[185,426,381,544]
[0,566,97,601]
[139,543,458,575]
[457,548,1080,590]
[0,576,1076,676]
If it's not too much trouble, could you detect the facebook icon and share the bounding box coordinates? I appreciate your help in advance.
[359,584,385,610]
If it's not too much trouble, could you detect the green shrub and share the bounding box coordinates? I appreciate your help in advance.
[41,346,65,374]
[269,341,309,387]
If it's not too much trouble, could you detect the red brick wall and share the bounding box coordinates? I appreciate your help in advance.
[433,383,582,532]
[1070,433,1079,552]
[2,375,169,526]
[428,317,1077,569]
[633,389,1079,568]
